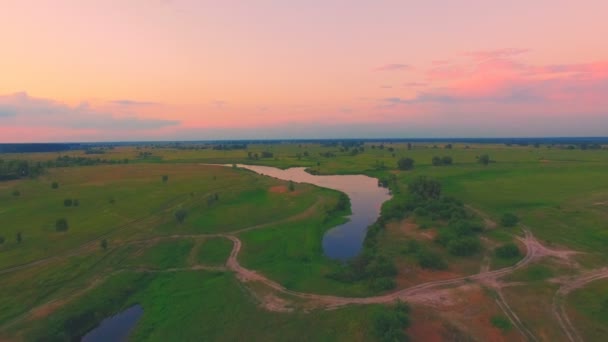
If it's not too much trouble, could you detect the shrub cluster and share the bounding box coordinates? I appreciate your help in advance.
[431,156,453,166]
[373,301,411,342]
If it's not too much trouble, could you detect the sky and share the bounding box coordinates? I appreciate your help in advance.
[1,0,608,142]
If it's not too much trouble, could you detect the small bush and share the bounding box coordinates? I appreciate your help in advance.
[73,199,79,207]
[417,249,448,270]
[447,237,481,256]
[501,213,519,227]
[55,218,69,232]
[51,182,59,189]
[12,190,20,197]
[369,277,396,292]
[64,199,73,207]
[495,243,521,259]
[0,236,5,244]
[491,315,512,332]
[161,175,169,183]
[372,302,411,342]
[175,209,187,223]
[403,240,421,254]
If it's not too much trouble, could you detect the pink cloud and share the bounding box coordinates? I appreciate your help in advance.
[465,48,530,61]
[375,63,410,71]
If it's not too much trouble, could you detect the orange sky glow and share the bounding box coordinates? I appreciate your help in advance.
[1,0,608,141]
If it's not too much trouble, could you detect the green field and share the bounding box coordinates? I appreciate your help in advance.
[1,142,608,341]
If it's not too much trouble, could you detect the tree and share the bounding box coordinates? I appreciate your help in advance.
[288,181,295,192]
[12,190,20,197]
[64,198,73,207]
[372,302,411,342]
[407,143,412,150]
[0,236,5,244]
[100,239,108,250]
[478,154,491,165]
[16,232,22,243]
[447,237,481,256]
[445,144,453,149]
[495,243,520,258]
[51,181,59,189]
[501,213,519,227]
[175,209,187,223]
[397,157,414,170]
[417,249,447,270]
[441,156,453,165]
[162,175,169,183]
[408,176,441,200]
[432,156,443,166]
[55,218,69,232]
[73,199,79,207]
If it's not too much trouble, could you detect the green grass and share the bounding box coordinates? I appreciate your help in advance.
[196,238,233,266]
[490,315,512,333]
[15,271,380,341]
[3,142,608,340]
[125,240,194,270]
[507,264,554,282]
[568,278,608,341]
[238,205,373,296]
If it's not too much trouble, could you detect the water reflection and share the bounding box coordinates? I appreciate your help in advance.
[233,165,391,259]
[81,304,143,342]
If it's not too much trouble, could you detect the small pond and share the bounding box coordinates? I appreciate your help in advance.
[233,165,391,259]
[81,304,143,342]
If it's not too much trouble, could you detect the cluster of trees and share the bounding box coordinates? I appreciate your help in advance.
[55,218,69,232]
[431,156,453,166]
[403,240,447,270]
[407,176,485,257]
[495,242,520,259]
[373,301,411,342]
[0,159,45,181]
[64,199,79,207]
[137,151,154,159]
[212,143,247,150]
[435,220,483,256]
[501,213,519,227]
[84,148,106,155]
[397,157,414,170]
[319,151,336,158]
[54,155,130,167]
[477,154,492,165]
[207,192,220,206]
[246,151,275,159]
[295,151,310,160]
[3,232,24,244]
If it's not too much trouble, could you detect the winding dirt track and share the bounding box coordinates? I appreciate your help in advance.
[552,267,608,342]
[1,206,605,341]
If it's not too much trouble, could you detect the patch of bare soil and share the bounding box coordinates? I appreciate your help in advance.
[394,219,437,240]
[268,185,288,193]
[408,309,447,342]
[260,294,294,312]
[395,265,463,289]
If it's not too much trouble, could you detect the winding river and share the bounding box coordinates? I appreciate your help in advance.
[233,165,392,260]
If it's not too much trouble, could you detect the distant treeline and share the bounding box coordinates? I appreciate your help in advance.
[0,160,45,181]
[0,156,129,181]
[0,143,79,153]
